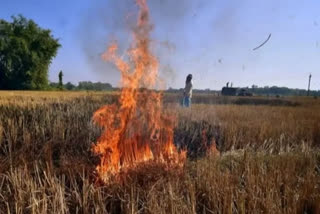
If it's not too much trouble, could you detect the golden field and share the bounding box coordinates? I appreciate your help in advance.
[0,91,319,214]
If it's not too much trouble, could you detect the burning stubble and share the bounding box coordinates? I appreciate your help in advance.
[92,0,186,182]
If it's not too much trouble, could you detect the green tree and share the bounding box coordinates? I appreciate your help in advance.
[65,82,75,90]
[0,15,60,90]
[78,81,112,91]
[58,70,63,90]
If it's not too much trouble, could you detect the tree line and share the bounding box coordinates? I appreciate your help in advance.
[246,85,320,97]
[50,79,113,91]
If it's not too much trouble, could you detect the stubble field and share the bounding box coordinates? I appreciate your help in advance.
[0,91,319,214]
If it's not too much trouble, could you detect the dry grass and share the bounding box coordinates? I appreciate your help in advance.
[0,91,319,213]
[176,104,320,152]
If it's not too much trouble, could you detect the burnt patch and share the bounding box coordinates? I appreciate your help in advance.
[174,120,222,159]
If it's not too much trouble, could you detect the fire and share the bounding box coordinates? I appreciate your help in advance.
[92,0,185,181]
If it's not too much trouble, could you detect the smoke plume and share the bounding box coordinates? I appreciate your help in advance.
[79,0,241,88]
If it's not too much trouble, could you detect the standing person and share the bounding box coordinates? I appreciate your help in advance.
[183,74,193,107]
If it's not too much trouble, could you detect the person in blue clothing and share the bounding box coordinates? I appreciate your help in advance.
[183,74,193,107]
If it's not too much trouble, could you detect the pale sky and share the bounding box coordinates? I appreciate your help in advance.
[1,0,319,90]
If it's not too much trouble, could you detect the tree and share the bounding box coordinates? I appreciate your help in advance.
[58,70,63,90]
[78,81,112,91]
[65,82,75,90]
[49,82,59,89]
[0,15,60,90]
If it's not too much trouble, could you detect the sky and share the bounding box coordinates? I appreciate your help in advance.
[1,0,319,90]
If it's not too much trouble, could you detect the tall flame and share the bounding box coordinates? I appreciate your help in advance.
[92,0,185,181]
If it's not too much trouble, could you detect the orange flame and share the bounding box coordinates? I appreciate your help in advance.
[202,129,220,156]
[93,0,185,181]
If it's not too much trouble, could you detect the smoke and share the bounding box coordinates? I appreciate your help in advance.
[79,0,241,88]
[79,0,136,85]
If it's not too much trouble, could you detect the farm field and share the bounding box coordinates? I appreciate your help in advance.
[0,91,319,213]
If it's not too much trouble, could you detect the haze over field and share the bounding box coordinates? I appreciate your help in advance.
[1,0,319,90]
